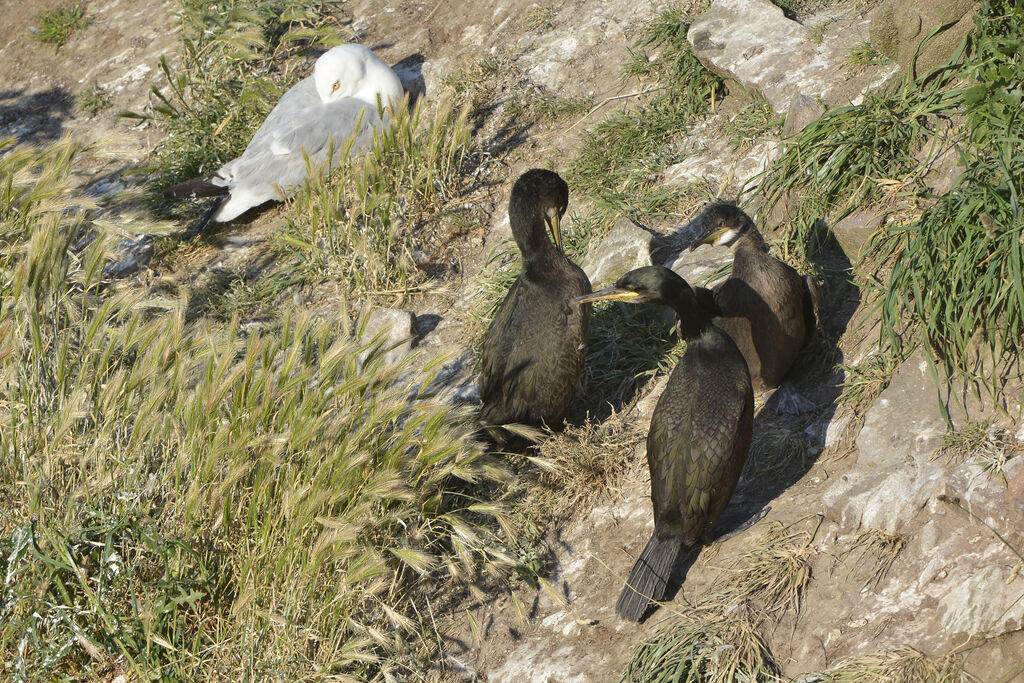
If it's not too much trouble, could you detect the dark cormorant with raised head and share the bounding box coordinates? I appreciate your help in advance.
[478,169,592,428]
[576,266,753,621]
[690,203,821,396]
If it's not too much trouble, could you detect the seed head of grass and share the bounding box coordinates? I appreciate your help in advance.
[0,138,519,679]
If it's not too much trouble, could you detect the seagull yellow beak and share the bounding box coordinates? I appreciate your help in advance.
[574,287,644,305]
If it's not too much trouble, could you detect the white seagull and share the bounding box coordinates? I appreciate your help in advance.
[164,43,405,223]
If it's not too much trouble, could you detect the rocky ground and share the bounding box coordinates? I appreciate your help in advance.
[2,0,1023,681]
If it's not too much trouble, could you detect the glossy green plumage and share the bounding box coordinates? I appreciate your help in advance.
[478,170,592,428]
[596,267,753,622]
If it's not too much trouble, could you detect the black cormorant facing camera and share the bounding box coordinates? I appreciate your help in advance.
[690,203,821,404]
[478,169,592,429]
[575,266,753,621]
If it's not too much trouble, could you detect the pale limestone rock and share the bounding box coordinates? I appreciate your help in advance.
[360,308,415,367]
[688,0,899,115]
[832,209,885,262]
[581,216,653,289]
[938,564,1024,638]
[781,93,823,138]
[823,349,960,534]
[870,0,980,78]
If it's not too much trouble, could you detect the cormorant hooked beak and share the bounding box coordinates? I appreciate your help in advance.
[689,226,731,252]
[545,207,564,252]
[574,287,644,305]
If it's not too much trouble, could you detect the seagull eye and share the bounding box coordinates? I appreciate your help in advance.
[331,81,340,93]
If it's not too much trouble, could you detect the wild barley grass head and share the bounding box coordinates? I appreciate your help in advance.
[279,96,475,301]
[0,139,515,679]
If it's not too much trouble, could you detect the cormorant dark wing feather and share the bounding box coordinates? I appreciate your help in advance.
[649,328,753,547]
[479,278,536,425]
[478,268,590,427]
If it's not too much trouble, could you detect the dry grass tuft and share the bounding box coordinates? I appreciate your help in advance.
[837,351,902,418]
[621,607,783,682]
[530,415,646,520]
[816,645,976,682]
[935,420,1019,478]
[714,520,818,621]
[843,528,908,590]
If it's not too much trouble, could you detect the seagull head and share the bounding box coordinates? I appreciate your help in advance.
[314,44,368,103]
[313,44,404,111]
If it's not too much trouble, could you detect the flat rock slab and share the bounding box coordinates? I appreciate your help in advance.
[360,308,415,367]
[581,216,654,289]
[824,349,964,534]
[688,0,899,114]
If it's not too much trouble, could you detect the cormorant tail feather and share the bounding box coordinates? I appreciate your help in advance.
[615,531,682,622]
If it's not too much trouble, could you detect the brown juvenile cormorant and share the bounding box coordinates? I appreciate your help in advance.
[478,169,592,428]
[690,203,821,396]
[576,266,753,621]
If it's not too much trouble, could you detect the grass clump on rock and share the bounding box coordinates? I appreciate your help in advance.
[872,0,1024,400]
[568,6,724,224]
[759,0,1024,407]
[621,610,783,683]
[33,5,90,49]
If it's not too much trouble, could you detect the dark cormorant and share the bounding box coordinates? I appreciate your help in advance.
[690,203,821,395]
[478,169,592,428]
[575,266,753,621]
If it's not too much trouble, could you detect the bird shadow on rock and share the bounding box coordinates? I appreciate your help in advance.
[0,87,73,145]
[390,53,426,105]
[645,213,706,267]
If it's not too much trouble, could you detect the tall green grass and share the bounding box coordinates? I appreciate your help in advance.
[755,0,1023,406]
[870,1,1024,398]
[756,76,963,263]
[0,139,515,679]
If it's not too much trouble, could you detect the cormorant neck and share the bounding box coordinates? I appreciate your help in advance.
[510,201,561,271]
[734,228,768,255]
[660,276,713,340]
